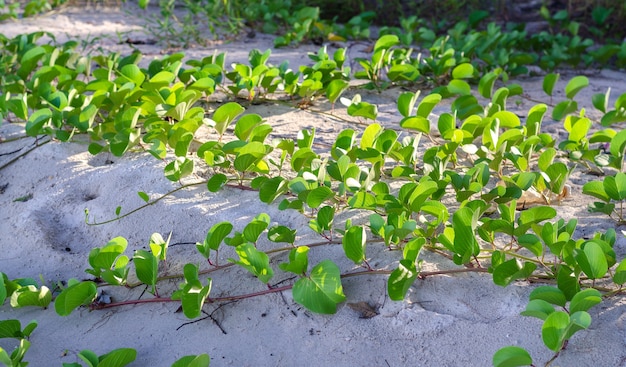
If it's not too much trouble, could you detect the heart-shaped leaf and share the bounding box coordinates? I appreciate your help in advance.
[292,260,345,314]
[342,225,366,264]
[542,311,569,351]
[54,281,97,316]
[493,346,533,367]
[388,259,418,301]
[229,243,273,283]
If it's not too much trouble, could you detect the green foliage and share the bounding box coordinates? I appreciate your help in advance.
[518,287,601,353]
[171,354,210,367]
[134,249,160,295]
[492,346,532,367]
[229,243,274,283]
[292,260,345,314]
[583,172,626,221]
[86,237,130,286]
[62,348,136,367]
[54,280,98,316]
[4,13,626,365]
[0,319,37,366]
[171,264,212,319]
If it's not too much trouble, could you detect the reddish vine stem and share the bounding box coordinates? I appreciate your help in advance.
[95,267,489,311]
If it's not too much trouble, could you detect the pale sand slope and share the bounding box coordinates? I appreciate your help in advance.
[1,4,626,367]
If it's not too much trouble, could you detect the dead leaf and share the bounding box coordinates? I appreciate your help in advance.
[347,301,378,319]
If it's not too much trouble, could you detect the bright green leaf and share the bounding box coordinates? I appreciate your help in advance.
[493,346,533,367]
[388,259,417,301]
[292,260,345,314]
[565,75,589,99]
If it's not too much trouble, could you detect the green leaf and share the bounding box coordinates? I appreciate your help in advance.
[0,320,26,339]
[451,95,482,120]
[408,180,438,212]
[403,237,425,263]
[529,286,566,307]
[54,281,97,316]
[575,241,608,279]
[397,91,419,118]
[542,73,559,97]
[556,265,579,301]
[517,206,557,232]
[233,141,268,173]
[316,206,335,231]
[400,116,430,134]
[259,177,288,203]
[243,214,270,243]
[146,70,175,89]
[342,225,366,264]
[200,222,233,256]
[164,157,194,181]
[565,311,591,340]
[174,264,212,319]
[492,111,521,128]
[25,108,52,136]
[374,34,399,51]
[542,311,569,351]
[582,181,609,202]
[521,299,555,320]
[291,148,318,171]
[0,274,6,306]
[292,260,345,314]
[603,173,626,201]
[493,346,533,367]
[565,75,589,99]
[526,103,547,136]
[478,69,501,99]
[416,93,442,118]
[452,207,480,264]
[326,79,349,105]
[10,285,52,308]
[307,186,335,208]
[542,162,571,195]
[569,288,602,314]
[492,259,537,286]
[137,191,150,203]
[613,258,626,285]
[347,101,378,120]
[609,128,626,157]
[452,63,474,79]
[552,100,577,121]
[279,246,309,275]
[212,102,245,136]
[134,250,158,290]
[207,174,228,192]
[592,90,610,113]
[229,243,273,283]
[234,114,263,141]
[388,259,418,301]
[267,225,296,244]
[447,79,471,95]
[77,349,99,367]
[171,354,211,367]
[388,64,419,82]
[97,348,137,367]
[120,64,145,86]
[87,236,128,278]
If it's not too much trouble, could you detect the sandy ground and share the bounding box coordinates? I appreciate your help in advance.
[1,4,626,366]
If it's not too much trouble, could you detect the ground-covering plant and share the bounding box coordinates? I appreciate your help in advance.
[0,0,69,20]
[1,22,626,366]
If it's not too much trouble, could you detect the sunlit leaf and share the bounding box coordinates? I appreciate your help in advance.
[292,260,345,314]
[388,259,417,301]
